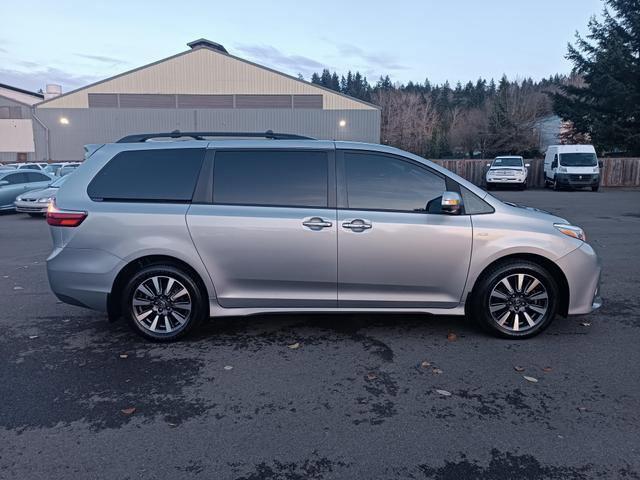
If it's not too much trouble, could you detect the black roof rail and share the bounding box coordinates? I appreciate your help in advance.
[116,130,315,143]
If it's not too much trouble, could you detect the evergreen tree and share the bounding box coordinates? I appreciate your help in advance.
[553,0,640,154]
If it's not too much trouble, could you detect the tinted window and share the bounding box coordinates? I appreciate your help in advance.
[88,149,205,202]
[460,186,494,214]
[213,151,328,208]
[343,152,446,212]
[26,172,50,182]
[3,173,28,185]
[19,164,40,170]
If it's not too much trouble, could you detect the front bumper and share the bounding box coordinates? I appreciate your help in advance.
[555,173,599,187]
[556,242,602,315]
[15,200,48,213]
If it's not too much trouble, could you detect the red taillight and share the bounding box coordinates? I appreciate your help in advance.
[46,201,87,227]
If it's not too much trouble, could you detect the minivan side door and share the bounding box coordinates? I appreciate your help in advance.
[187,147,337,308]
[336,151,472,308]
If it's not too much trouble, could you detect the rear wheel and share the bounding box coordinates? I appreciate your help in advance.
[553,177,561,191]
[122,265,206,342]
[592,185,599,192]
[471,260,558,339]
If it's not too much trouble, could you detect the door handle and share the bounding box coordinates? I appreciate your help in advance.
[302,217,333,229]
[342,219,372,230]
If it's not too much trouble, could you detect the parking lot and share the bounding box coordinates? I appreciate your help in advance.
[1,188,639,479]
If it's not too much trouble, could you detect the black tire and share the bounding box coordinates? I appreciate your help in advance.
[520,182,527,191]
[592,185,599,192]
[553,178,561,191]
[486,183,493,191]
[121,264,206,342]
[471,260,559,339]
[28,212,45,218]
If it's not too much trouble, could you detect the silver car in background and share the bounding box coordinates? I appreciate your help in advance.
[15,175,70,216]
[0,170,53,211]
[46,132,601,342]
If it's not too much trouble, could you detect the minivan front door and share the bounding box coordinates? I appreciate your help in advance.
[187,148,337,308]
[337,151,472,308]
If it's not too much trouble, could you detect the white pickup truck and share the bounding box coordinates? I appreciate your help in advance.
[485,156,529,190]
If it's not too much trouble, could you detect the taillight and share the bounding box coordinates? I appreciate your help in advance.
[46,200,87,227]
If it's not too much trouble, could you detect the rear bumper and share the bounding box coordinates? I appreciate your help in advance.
[47,246,123,312]
[556,242,602,315]
[555,173,599,187]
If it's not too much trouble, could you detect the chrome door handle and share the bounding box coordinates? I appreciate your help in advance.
[302,217,333,229]
[342,220,372,230]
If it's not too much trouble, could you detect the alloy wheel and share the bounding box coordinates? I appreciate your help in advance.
[488,273,549,333]
[132,275,192,334]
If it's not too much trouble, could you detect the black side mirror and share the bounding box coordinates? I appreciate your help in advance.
[598,160,603,168]
[551,160,558,169]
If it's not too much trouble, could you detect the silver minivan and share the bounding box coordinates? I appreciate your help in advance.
[46,132,601,341]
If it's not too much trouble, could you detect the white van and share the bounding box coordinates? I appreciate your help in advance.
[544,145,601,191]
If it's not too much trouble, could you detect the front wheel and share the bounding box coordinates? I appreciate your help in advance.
[471,261,559,339]
[122,264,206,342]
[592,185,599,192]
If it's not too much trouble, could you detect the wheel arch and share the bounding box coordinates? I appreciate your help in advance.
[466,253,570,317]
[107,255,210,322]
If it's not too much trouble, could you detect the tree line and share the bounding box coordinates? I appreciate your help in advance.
[308,0,639,158]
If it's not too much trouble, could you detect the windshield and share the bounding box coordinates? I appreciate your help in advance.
[50,175,70,188]
[559,153,597,167]
[493,157,523,167]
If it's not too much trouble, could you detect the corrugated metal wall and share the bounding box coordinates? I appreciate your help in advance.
[0,96,36,162]
[35,108,381,161]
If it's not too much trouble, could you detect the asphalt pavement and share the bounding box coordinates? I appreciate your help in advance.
[1,188,639,479]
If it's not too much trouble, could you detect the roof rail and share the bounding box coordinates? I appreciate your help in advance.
[116,130,315,143]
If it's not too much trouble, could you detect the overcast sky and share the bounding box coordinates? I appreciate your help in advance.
[1,0,603,93]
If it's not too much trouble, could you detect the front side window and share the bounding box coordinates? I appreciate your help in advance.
[3,173,28,185]
[88,148,205,202]
[343,152,446,212]
[213,150,328,208]
[559,153,597,167]
[26,172,50,182]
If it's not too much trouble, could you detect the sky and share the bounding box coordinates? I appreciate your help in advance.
[1,0,604,93]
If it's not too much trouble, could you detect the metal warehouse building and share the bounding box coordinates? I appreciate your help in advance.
[0,84,44,163]
[33,39,380,161]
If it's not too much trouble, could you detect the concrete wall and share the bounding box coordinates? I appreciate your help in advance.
[34,107,381,161]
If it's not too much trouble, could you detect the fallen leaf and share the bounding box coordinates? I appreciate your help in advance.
[62,318,70,323]
[2,275,8,279]
[514,366,525,372]
[523,376,538,383]
[223,365,233,370]
[287,342,300,349]
[119,354,128,359]
[121,407,136,415]
[432,368,443,375]
[577,406,588,412]
[580,322,591,327]
[168,422,177,427]
[420,361,431,368]
[542,366,552,373]
[28,335,38,339]
[447,332,457,342]
[435,389,452,396]
[13,286,23,290]
[366,372,377,380]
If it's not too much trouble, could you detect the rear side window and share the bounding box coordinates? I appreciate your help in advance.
[88,149,205,202]
[343,152,446,212]
[213,150,328,208]
[26,172,50,182]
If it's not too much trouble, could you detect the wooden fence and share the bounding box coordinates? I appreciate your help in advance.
[433,157,640,188]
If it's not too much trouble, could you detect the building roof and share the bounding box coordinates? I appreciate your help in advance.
[0,83,44,99]
[36,39,379,110]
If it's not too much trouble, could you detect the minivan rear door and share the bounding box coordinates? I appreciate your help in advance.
[187,144,337,308]
[336,150,472,308]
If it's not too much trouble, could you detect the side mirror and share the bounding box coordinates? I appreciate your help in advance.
[441,191,463,215]
[0,180,8,187]
[598,160,603,168]
[551,160,558,169]
[525,163,530,167]
[486,163,491,167]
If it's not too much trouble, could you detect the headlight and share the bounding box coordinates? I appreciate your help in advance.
[558,167,567,173]
[16,196,22,202]
[37,197,53,203]
[554,223,586,241]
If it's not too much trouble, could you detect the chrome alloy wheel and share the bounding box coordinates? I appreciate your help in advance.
[488,273,549,332]
[132,275,192,334]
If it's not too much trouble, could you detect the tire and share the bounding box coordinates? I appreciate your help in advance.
[471,260,559,339]
[592,185,599,192]
[486,183,493,191]
[520,182,527,191]
[553,178,561,191]
[121,264,206,342]
[28,212,45,218]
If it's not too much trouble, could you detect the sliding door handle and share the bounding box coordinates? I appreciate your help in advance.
[342,219,372,230]
[302,217,333,229]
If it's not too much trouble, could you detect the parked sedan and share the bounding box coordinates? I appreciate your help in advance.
[0,170,53,212]
[15,174,70,216]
